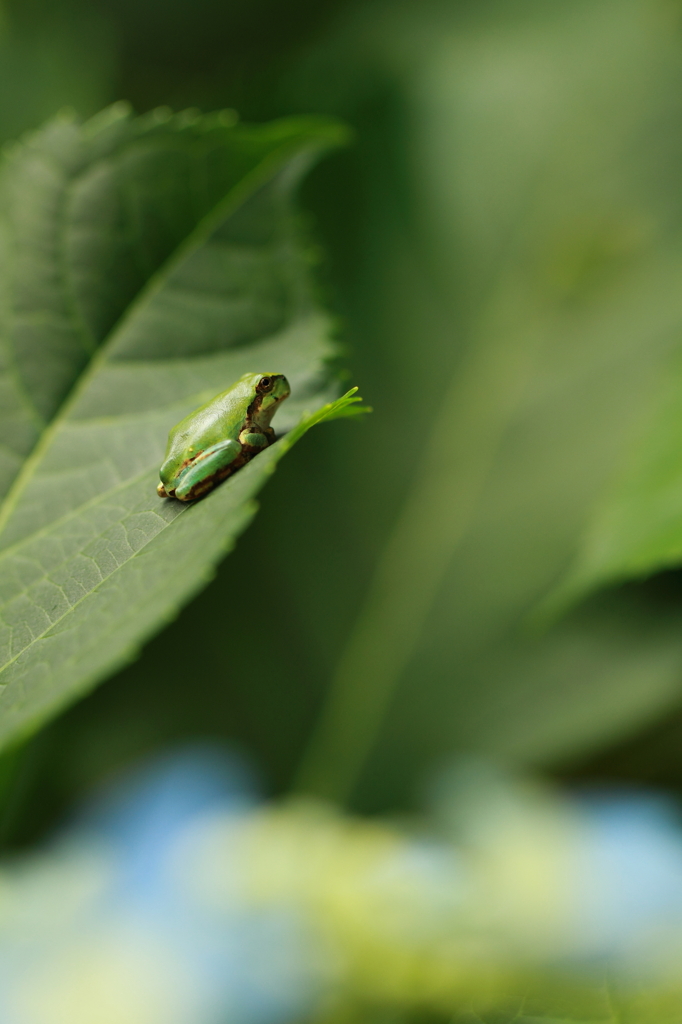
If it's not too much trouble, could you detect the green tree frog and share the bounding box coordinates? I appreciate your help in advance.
[157,372,291,501]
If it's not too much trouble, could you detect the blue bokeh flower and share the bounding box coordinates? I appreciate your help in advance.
[3,747,682,1023]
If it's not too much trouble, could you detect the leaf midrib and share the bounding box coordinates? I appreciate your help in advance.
[0,133,329,540]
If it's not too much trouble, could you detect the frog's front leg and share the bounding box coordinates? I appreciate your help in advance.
[173,438,243,501]
[239,429,271,450]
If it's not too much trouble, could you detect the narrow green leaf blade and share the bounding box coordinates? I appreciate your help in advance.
[538,351,682,619]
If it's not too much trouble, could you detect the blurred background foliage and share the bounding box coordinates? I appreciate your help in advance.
[5,0,682,847]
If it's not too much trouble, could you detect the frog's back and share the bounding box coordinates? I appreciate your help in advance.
[165,377,254,466]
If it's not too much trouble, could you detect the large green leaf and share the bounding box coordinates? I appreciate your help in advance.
[0,104,352,750]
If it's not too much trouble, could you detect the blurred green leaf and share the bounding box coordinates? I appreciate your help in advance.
[0,104,348,751]
[0,3,116,145]
[451,976,682,1024]
[538,348,682,619]
[293,0,682,804]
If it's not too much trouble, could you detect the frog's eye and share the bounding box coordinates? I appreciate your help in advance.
[257,375,274,393]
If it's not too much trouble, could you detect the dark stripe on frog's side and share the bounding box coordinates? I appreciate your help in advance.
[176,429,276,501]
[243,391,276,441]
[179,453,246,500]
[178,441,269,501]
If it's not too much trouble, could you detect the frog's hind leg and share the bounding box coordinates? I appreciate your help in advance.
[174,438,242,501]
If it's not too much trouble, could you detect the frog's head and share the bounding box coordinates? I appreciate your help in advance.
[250,372,291,426]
